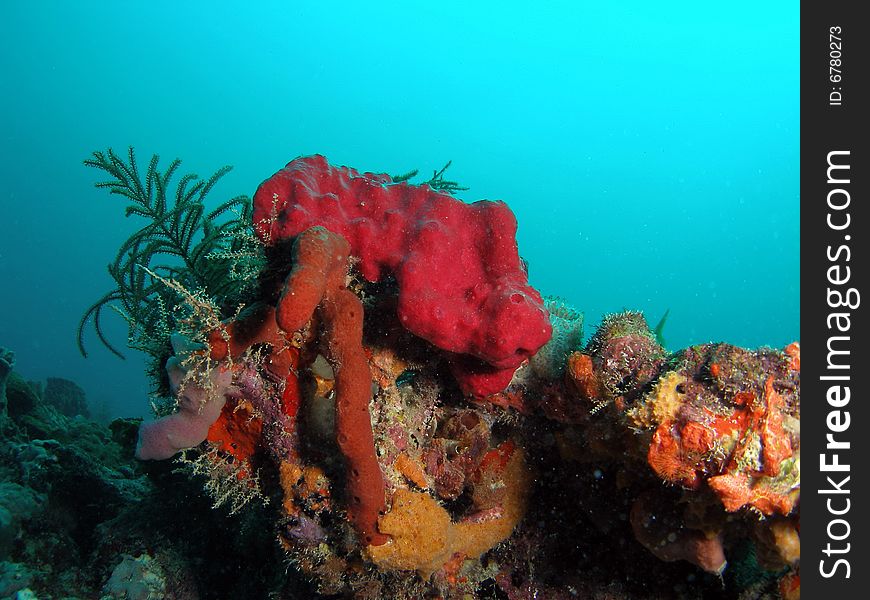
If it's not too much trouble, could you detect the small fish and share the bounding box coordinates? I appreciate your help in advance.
[653,308,670,349]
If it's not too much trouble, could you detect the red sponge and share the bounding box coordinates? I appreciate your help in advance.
[253,155,552,396]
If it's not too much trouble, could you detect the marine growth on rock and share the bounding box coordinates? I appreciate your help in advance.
[71,153,800,600]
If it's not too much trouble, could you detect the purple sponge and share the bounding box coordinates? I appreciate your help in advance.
[135,358,234,461]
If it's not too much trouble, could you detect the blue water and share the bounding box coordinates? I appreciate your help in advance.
[0,1,798,420]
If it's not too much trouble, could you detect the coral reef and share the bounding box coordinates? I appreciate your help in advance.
[553,324,801,593]
[0,346,320,599]
[64,151,800,599]
[42,377,90,418]
[628,343,800,515]
[0,348,15,420]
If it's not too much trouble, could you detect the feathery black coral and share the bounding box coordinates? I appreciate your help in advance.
[77,147,263,360]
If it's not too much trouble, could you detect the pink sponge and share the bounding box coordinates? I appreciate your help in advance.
[253,155,552,396]
[135,359,234,460]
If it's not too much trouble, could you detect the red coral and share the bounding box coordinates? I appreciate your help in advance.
[253,155,552,397]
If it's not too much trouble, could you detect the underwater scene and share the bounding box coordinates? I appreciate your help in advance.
[0,2,799,599]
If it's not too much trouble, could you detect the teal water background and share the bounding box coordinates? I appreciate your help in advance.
[0,1,798,419]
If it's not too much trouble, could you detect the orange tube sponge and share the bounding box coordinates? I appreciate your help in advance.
[276,226,388,546]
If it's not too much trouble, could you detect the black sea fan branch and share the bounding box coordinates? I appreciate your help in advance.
[389,161,469,195]
[78,147,264,361]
